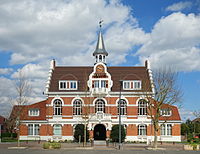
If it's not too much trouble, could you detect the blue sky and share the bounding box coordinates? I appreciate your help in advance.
[0,0,199,119]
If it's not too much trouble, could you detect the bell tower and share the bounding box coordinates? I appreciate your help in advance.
[93,20,108,64]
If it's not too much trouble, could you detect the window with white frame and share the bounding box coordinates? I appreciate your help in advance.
[73,99,82,115]
[123,80,141,90]
[160,124,172,136]
[93,80,107,88]
[138,99,147,115]
[53,124,62,136]
[160,108,172,116]
[29,109,40,116]
[138,125,147,136]
[28,124,39,136]
[95,99,105,113]
[59,80,78,90]
[53,99,62,115]
[118,99,127,115]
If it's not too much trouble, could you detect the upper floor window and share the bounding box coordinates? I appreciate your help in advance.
[138,125,147,136]
[54,99,62,115]
[59,80,78,90]
[93,80,108,88]
[53,124,62,136]
[118,99,127,115]
[123,80,141,90]
[161,124,172,136]
[29,109,40,116]
[28,124,39,136]
[95,99,105,113]
[160,108,172,116]
[73,99,82,115]
[138,99,147,115]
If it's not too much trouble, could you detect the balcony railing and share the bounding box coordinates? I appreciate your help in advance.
[92,88,107,95]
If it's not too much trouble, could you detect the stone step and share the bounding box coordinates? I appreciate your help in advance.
[94,140,106,146]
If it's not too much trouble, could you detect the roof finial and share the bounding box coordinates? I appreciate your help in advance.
[99,19,103,28]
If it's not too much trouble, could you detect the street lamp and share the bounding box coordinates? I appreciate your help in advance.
[0,124,1,143]
[118,80,123,150]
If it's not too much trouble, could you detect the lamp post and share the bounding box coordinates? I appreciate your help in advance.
[118,80,122,150]
[0,124,1,143]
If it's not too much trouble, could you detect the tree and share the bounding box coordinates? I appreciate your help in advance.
[74,124,89,142]
[8,70,31,147]
[110,125,126,142]
[145,68,182,148]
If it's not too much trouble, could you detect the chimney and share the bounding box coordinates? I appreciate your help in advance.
[145,60,151,69]
[50,59,56,70]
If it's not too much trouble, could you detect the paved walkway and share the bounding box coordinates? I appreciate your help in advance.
[0,141,188,151]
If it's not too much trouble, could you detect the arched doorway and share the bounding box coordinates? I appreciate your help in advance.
[94,124,106,140]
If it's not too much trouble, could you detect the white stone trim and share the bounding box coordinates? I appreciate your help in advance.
[51,97,64,106]
[92,97,108,106]
[71,97,85,105]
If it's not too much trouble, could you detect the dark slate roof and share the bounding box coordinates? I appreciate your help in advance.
[48,66,152,92]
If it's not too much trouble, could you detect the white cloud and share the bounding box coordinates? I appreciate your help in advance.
[166,1,192,12]
[0,0,147,66]
[0,68,13,75]
[137,12,200,71]
[180,108,195,121]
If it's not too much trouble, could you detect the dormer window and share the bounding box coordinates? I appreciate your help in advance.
[59,80,78,90]
[29,109,40,116]
[160,108,172,116]
[123,80,141,90]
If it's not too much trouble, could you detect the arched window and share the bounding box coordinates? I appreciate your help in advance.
[53,99,62,115]
[99,55,102,61]
[95,99,105,113]
[118,99,127,115]
[138,125,147,136]
[73,99,82,115]
[138,99,147,115]
[53,124,62,136]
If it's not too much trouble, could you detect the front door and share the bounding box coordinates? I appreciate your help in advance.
[94,124,106,140]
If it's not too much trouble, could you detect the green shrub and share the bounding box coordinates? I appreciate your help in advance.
[43,142,61,149]
[1,132,17,138]
[43,142,50,149]
[74,124,89,142]
[193,138,200,143]
[51,142,61,149]
[110,125,126,143]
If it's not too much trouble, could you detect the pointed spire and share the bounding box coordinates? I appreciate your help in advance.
[93,20,108,56]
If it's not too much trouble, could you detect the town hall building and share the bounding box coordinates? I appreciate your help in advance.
[15,25,181,142]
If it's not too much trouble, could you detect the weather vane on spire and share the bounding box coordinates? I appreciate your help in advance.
[99,19,103,28]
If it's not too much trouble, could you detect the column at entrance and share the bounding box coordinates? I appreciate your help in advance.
[89,130,94,139]
[106,130,111,138]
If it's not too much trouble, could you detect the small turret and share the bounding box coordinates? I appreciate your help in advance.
[93,20,108,64]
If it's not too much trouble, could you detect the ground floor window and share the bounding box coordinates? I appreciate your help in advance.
[28,124,39,136]
[53,124,62,136]
[138,125,147,136]
[161,124,172,136]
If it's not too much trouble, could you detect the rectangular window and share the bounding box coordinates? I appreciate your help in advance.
[94,80,99,88]
[160,124,166,135]
[59,80,78,90]
[53,125,62,136]
[29,109,40,116]
[28,124,33,135]
[123,80,141,90]
[167,124,172,135]
[138,125,147,136]
[160,124,172,136]
[101,80,106,88]
[28,124,40,136]
[160,108,171,116]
